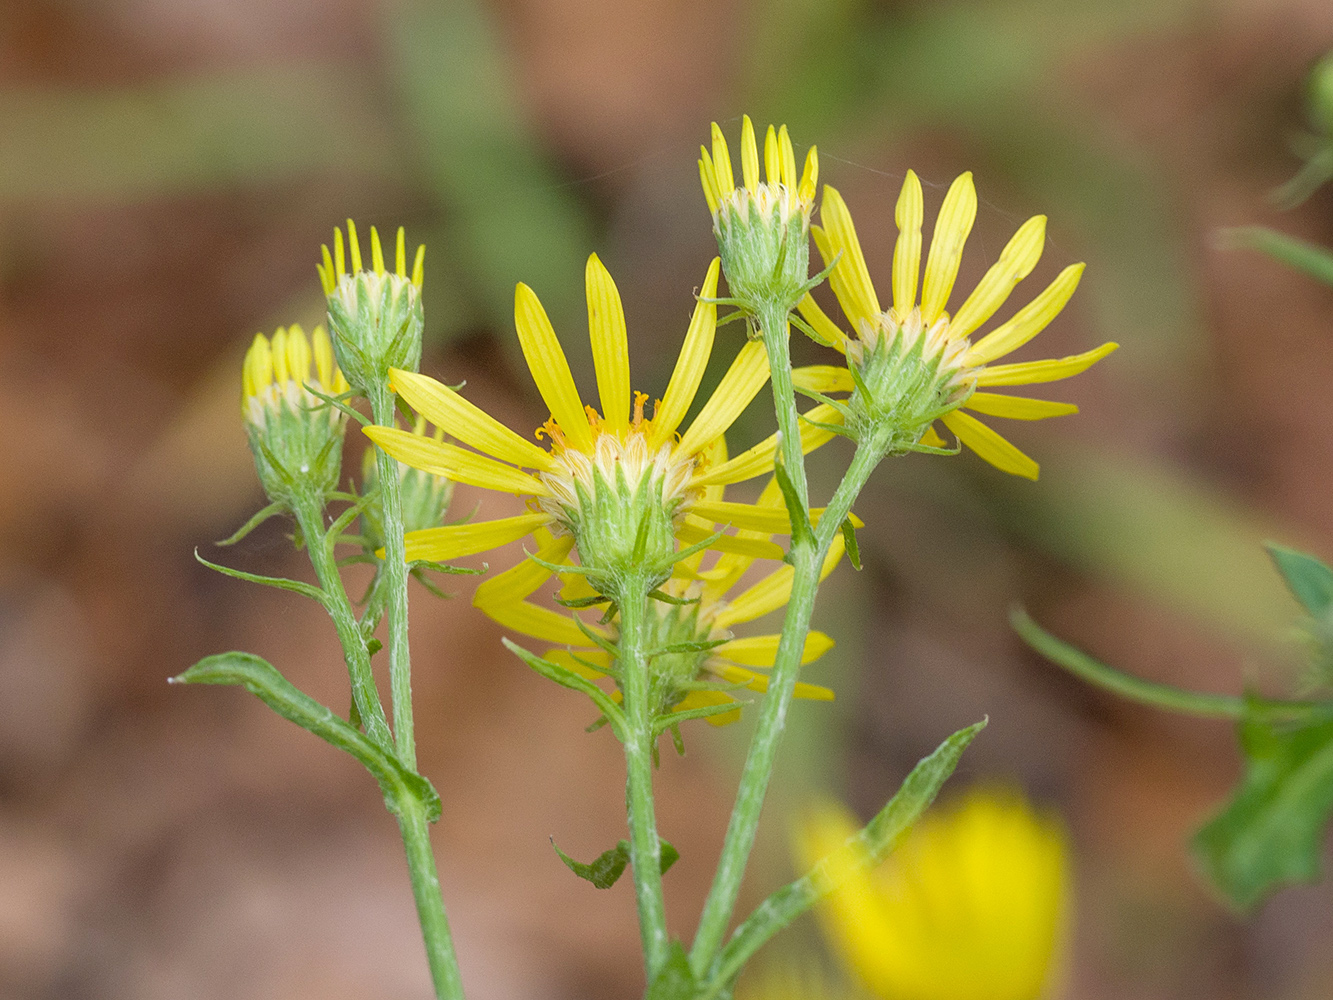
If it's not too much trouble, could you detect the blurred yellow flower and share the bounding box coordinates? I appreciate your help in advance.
[799,171,1117,479]
[794,787,1070,1000]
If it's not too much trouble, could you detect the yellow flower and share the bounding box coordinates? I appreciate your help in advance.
[470,467,846,727]
[799,171,1118,479]
[365,254,846,573]
[795,788,1070,1000]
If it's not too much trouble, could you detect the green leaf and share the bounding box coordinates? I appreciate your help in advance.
[772,456,815,550]
[646,941,697,1000]
[173,652,440,822]
[550,837,679,889]
[502,638,625,732]
[215,502,286,546]
[194,549,328,606]
[1221,227,1333,287]
[1193,711,1333,910]
[840,517,862,571]
[1266,543,1333,617]
[701,719,986,997]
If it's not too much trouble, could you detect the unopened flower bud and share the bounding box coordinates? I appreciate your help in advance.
[700,116,819,322]
[318,221,425,393]
[242,324,350,507]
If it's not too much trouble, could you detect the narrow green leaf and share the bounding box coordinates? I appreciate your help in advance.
[194,549,328,606]
[173,652,440,821]
[1265,543,1333,617]
[646,941,697,1000]
[840,518,862,571]
[772,455,815,549]
[1221,226,1333,287]
[1193,711,1333,909]
[216,502,286,546]
[700,720,985,997]
[502,638,625,731]
[551,837,679,889]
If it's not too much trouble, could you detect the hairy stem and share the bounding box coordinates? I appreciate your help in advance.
[368,382,417,769]
[396,791,466,1000]
[292,495,393,750]
[690,423,891,979]
[618,578,671,980]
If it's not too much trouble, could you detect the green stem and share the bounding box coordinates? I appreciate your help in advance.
[292,495,394,750]
[396,791,466,1000]
[617,578,671,980]
[757,306,809,508]
[1011,607,1325,721]
[368,382,416,769]
[689,323,893,977]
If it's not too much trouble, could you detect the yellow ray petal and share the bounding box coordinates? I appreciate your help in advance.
[919,424,947,448]
[585,254,631,433]
[713,631,835,667]
[473,535,573,608]
[740,115,759,194]
[690,403,844,487]
[796,293,849,353]
[764,124,780,185]
[920,172,977,325]
[966,263,1085,365]
[484,598,599,648]
[514,283,594,452]
[817,186,881,332]
[698,148,720,213]
[364,427,548,494]
[711,122,735,194]
[892,169,924,318]
[964,393,1078,420]
[799,146,818,203]
[701,477,783,603]
[674,689,741,727]
[693,434,730,507]
[648,258,720,449]
[974,342,1118,386]
[707,662,834,701]
[675,339,770,458]
[949,215,1046,340]
[689,500,857,535]
[390,369,554,471]
[714,534,846,629]
[778,125,797,189]
[792,366,854,395]
[940,409,1039,480]
[678,517,786,561]
[542,648,609,681]
[403,512,552,562]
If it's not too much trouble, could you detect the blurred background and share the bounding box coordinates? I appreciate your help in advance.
[2,0,1333,997]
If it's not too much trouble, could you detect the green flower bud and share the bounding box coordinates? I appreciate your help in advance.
[844,308,973,453]
[700,116,819,320]
[242,324,350,508]
[536,420,695,602]
[317,221,425,393]
[359,418,454,554]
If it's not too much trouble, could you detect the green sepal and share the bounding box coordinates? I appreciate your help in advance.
[409,567,451,600]
[652,527,726,576]
[649,638,730,657]
[648,589,701,607]
[194,549,327,606]
[574,616,622,658]
[654,700,742,734]
[553,592,612,610]
[1192,708,1333,910]
[840,518,862,571]
[669,723,686,757]
[772,455,815,550]
[173,651,440,821]
[550,837,680,890]
[216,502,286,546]
[905,439,961,456]
[502,638,625,734]
[1265,543,1333,617]
[302,383,370,426]
[647,941,697,1000]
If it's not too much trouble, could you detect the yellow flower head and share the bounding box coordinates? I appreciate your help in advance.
[367,254,842,592]
[471,469,845,728]
[317,221,426,391]
[795,788,1070,1000]
[700,116,820,315]
[241,324,351,506]
[798,172,1118,479]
